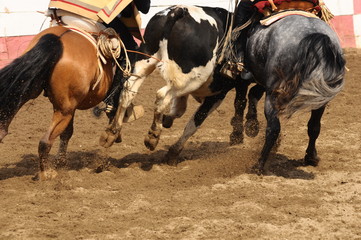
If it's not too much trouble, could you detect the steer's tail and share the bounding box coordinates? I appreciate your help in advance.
[162,6,188,39]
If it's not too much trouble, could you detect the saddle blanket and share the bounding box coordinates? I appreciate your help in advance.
[260,10,319,26]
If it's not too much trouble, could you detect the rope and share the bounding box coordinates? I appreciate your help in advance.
[126,49,163,63]
[61,26,105,91]
[318,0,334,23]
[217,0,238,64]
[97,28,132,74]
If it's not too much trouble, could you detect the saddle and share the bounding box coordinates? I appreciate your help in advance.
[256,0,319,16]
[256,0,333,23]
[220,0,333,80]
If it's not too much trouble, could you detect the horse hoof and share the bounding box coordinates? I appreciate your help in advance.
[229,131,244,145]
[0,129,8,142]
[55,156,67,169]
[162,115,174,128]
[32,169,58,181]
[245,119,259,138]
[250,163,265,176]
[304,154,320,167]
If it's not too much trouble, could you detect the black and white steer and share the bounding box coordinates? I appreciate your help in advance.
[101,5,260,164]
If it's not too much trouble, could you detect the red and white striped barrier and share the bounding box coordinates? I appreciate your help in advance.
[328,0,361,48]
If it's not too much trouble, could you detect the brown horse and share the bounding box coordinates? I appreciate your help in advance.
[0,26,114,180]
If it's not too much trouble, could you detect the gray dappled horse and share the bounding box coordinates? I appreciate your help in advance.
[245,15,345,173]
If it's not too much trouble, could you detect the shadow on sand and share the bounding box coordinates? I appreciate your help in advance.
[0,143,315,181]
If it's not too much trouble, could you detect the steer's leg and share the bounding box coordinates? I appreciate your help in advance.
[100,58,157,148]
[165,92,226,166]
[163,95,189,128]
[144,86,174,151]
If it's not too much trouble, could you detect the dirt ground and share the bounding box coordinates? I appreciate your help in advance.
[0,49,360,240]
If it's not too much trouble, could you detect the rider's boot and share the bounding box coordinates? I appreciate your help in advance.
[104,67,123,122]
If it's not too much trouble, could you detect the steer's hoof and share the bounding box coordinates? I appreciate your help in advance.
[162,115,174,128]
[164,146,182,166]
[144,136,158,151]
[164,153,178,166]
[99,129,121,148]
[144,130,161,151]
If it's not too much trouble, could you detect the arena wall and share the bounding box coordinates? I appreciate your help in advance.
[1,0,360,68]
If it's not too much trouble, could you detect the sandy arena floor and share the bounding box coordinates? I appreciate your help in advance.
[0,49,360,239]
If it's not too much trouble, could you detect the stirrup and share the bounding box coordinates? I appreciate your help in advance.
[105,104,114,113]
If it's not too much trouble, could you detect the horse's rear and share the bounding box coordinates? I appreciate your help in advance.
[0,26,113,180]
[246,15,346,173]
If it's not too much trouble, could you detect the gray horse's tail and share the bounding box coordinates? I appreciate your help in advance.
[274,33,346,117]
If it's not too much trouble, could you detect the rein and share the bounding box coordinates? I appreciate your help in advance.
[126,50,163,63]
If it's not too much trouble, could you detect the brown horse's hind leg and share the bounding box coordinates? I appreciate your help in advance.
[34,111,74,180]
[0,123,9,143]
[55,117,74,168]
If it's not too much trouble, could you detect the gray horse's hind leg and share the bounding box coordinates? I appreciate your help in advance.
[245,84,264,138]
[254,94,281,174]
[304,106,325,166]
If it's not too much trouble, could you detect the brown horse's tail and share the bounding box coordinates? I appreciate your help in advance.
[0,33,63,131]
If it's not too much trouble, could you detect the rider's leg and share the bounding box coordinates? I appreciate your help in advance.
[222,0,256,78]
[103,19,138,119]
